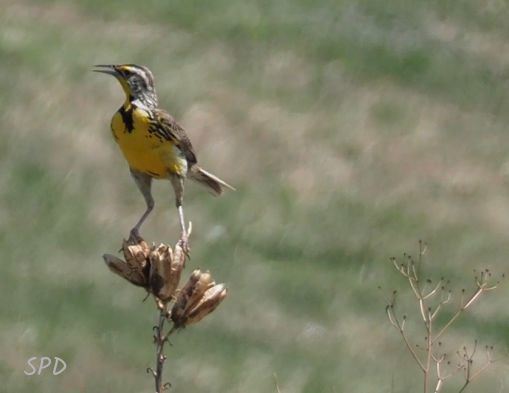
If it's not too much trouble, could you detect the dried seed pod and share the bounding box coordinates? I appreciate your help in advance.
[122,238,150,270]
[185,284,228,326]
[171,270,202,325]
[185,271,214,312]
[164,243,186,300]
[171,270,215,327]
[103,253,148,287]
[148,245,168,299]
[149,244,181,301]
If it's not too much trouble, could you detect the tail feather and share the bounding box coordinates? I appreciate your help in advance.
[189,165,235,195]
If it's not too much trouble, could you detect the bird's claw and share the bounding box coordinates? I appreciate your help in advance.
[178,221,192,257]
[119,228,143,252]
[179,234,190,257]
[128,228,142,243]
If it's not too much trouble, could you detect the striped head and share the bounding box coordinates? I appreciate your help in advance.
[94,64,158,108]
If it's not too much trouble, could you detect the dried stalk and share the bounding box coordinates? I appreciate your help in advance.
[385,241,502,393]
[103,226,227,393]
[149,302,176,393]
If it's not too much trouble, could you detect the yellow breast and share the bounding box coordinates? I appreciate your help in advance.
[111,106,186,178]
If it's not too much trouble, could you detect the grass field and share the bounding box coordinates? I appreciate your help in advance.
[1,0,509,392]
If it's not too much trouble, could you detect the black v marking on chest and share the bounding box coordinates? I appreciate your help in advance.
[119,105,135,133]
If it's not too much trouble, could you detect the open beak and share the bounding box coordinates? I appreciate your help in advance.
[93,64,119,77]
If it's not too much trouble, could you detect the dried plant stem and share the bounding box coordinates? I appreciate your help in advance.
[433,354,450,393]
[386,242,501,393]
[434,284,493,344]
[424,317,432,393]
[457,342,496,393]
[150,302,176,393]
[104,231,228,393]
[387,306,425,371]
[155,306,167,393]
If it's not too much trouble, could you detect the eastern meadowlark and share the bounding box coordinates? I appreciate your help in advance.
[94,64,234,252]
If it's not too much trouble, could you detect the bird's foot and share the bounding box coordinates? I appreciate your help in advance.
[128,227,143,243]
[178,222,192,257]
[178,234,190,257]
[119,228,142,252]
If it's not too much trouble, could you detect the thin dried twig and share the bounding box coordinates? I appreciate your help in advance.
[387,304,426,372]
[385,243,502,393]
[153,302,176,393]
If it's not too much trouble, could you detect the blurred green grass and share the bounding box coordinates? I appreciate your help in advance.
[1,0,509,392]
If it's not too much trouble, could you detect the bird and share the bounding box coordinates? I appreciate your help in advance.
[94,64,234,253]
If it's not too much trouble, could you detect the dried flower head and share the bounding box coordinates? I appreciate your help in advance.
[184,283,228,326]
[171,270,227,327]
[104,235,227,330]
[103,236,186,302]
[103,253,149,287]
[149,243,186,302]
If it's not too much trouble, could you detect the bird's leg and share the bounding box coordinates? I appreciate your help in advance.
[129,169,154,242]
[177,204,191,255]
[170,174,190,255]
[130,205,154,241]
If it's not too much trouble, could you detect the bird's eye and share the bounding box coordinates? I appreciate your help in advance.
[118,66,131,76]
